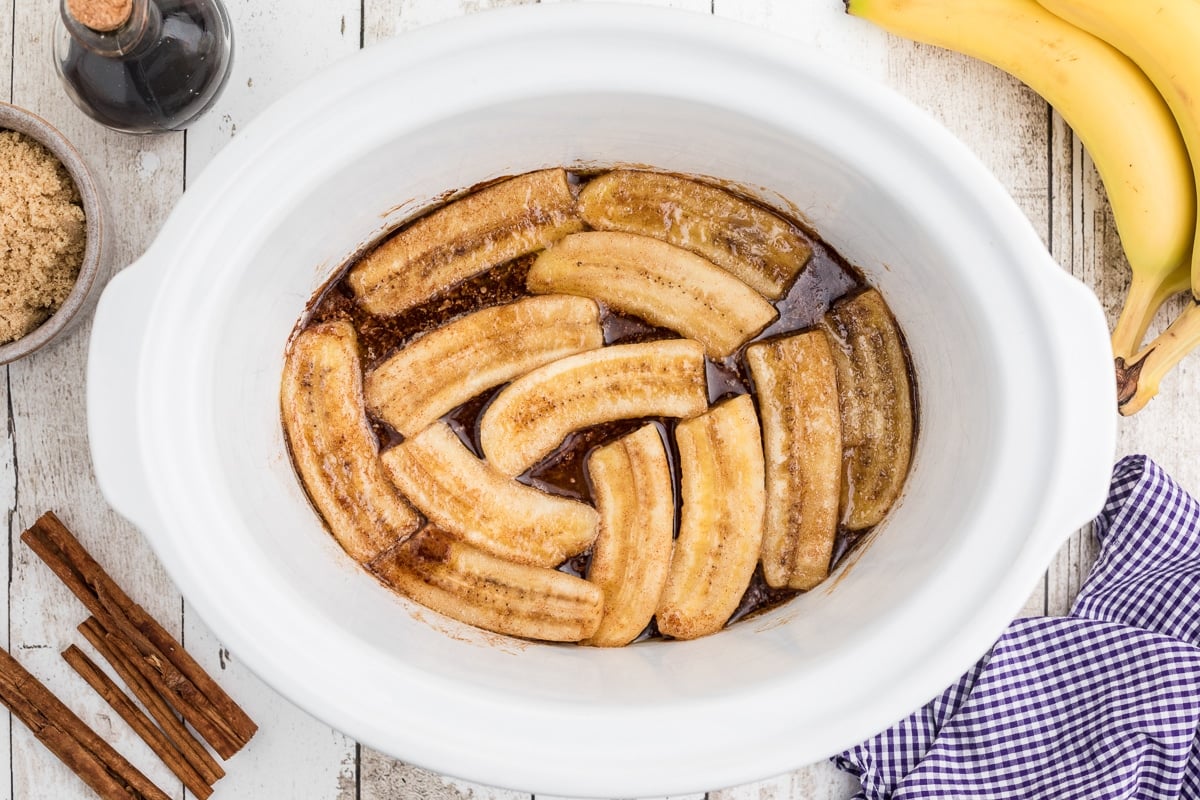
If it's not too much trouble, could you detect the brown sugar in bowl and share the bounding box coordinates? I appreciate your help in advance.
[0,102,107,364]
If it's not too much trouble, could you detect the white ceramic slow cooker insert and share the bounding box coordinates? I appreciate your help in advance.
[87,5,1116,796]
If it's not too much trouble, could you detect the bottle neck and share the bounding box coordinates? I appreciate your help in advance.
[60,0,160,57]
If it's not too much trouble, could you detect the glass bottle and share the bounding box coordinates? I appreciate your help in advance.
[54,0,234,134]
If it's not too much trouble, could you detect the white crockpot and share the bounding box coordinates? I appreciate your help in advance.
[87,5,1116,796]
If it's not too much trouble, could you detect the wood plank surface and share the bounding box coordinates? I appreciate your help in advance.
[0,6,15,797]
[709,764,858,800]
[0,0,1184,797]
[360,752,530,800]
[366,0,538,41]
[9,0,186,796]
[1,0,11,103]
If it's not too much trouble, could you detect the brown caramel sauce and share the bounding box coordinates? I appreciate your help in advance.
[304,171,882,639]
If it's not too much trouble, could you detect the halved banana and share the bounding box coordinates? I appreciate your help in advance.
[348,168,584,316]
[656,395,766,640]
[527,231,777,359]
[746,331,842,590]
[281,320,421,563]
[577,170,812,299]
[380,422,598,567]
[583,425,675,648]
[369,527,604,642]
[479,339,709,476]
[823,289,914,530]
[364,295,603,436]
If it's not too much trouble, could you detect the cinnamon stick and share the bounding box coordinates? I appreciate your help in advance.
[79,617,225,786]
[0,646,169,800]
[92,583,244,758]
[21,512,258,758]
[64,644,214,799]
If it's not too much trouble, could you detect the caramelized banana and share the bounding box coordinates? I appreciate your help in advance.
[823,289,914,530]
[348,168,583,316]
[479,339,709,476]
[380,423,597,567]
[280,320,421,562]
[746,331,841,590]
[527,231,777,359]
[364,295,603,436]
[577,170,812,299]
[369,528,604,642]
[656,395,766,640]
[583,425,675,647]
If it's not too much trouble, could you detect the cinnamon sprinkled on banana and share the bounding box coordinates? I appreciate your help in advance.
[577,170,811,299]
[583,425,675,647]
[281,320,420,562]
[370,528,604,642]
[348,168,583,316]
[381,423,598,568]
[657,395,766,640]
[823,290,913,530]
[528,231,777,359]
[747,331,842,590]
[479,339,709,477]
[365,295,603,436]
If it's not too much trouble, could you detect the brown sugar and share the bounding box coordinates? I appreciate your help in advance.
[0,130,86,345]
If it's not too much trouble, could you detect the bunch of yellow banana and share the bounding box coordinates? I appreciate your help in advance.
[846,0,1200,415]
[1031,0,1200,414]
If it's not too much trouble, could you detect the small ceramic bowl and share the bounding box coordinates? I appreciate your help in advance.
[0,102,107,364]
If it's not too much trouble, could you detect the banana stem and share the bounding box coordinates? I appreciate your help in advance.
[1117,300,1200,415]
[1110,265,1191,360]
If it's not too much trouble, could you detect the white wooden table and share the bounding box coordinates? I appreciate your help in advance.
[0,0,1191,797]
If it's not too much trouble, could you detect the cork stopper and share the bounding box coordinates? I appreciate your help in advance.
[66,0,133,32]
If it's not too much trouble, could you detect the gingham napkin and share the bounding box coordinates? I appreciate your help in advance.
[834,455,1200,800]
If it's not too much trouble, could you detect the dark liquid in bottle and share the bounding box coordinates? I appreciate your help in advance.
[59,0,233,133]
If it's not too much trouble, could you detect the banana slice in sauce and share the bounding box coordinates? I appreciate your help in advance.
[281,320,421,562]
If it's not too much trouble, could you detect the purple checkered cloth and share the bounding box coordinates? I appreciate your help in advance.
[834,455,1200,799]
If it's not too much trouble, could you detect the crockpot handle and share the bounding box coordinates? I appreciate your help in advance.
[1030,264,1118,560]
[87,258,161,534]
